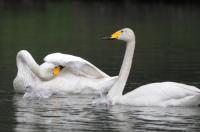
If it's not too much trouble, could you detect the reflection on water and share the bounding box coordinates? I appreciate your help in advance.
[0,0,200,131]
[13,94,200,131]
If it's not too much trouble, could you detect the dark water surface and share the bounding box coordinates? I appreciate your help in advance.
[0,1,200,131]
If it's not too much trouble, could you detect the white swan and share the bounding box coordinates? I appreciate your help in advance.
[13,50,118,94]
[100,28,200,107]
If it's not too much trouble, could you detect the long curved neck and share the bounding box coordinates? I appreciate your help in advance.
[108,40,135,99]
[16,51,40,78]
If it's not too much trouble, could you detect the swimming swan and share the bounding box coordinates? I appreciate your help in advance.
[100,28,200,107]
[13,50,118,94]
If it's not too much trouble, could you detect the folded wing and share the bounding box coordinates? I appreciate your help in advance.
[44,53,109,79]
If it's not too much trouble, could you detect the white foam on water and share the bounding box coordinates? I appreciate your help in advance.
[23,86,53,99]
[92,93,113,107]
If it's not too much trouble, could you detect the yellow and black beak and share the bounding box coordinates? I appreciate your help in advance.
[102,30,122,40]
[53,65,64,76]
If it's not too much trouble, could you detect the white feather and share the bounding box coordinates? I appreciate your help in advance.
[13,50,118,94]
[44,53,109,79]
[101,28,200,107]
[118,82,200,107]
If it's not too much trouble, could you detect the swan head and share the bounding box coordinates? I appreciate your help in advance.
[40,63,64,81]
[103,28,135,42]
[16,50,63,81]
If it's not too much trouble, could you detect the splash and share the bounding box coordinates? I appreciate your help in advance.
[23,86,53,99]
[92,92,113,107]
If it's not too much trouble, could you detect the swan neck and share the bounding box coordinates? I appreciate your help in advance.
[17,52,40,78]
[119,40,135,80]
[108,40,135,99]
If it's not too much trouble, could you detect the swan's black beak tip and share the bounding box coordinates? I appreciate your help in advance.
[102,36,112,40]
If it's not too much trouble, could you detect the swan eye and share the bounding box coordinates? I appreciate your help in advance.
[53,65,63,76]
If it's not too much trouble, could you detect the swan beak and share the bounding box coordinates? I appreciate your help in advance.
[53,66,63,76]
[102,30,121,40]
[102,36,112,40]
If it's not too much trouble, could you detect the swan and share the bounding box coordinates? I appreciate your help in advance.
[13,50,118,94]
[99,28,200,107]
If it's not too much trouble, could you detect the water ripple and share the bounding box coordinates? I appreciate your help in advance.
[12,94,200,132]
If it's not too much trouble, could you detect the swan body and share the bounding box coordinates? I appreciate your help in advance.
[13,50,118,94]
[115,82,200,107]
[101,28,200,107]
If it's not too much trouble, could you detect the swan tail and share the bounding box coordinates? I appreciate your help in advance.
[182,95,200,107]
[163,94,200,107]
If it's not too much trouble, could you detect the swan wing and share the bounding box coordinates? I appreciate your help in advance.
[44,53,109,78]
[130,82,200,98]
[122,82,200,106]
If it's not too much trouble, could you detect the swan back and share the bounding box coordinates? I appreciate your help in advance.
[44,53,109,79]
[121,82,200,107]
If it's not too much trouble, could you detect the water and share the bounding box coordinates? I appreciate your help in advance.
[13,94,200,131]
[0,0,200,131]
